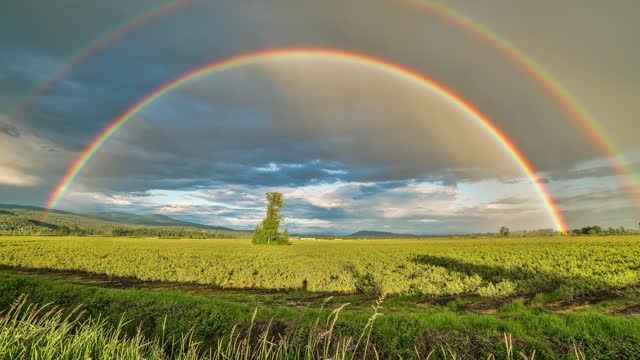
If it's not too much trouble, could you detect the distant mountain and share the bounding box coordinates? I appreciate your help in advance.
[348,230,421,239]
[90,212,234,231]
[0,204,245,237]
[0,203,74,215]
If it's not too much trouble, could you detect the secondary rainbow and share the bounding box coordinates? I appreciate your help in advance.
[7,0,197,122]
[44,48,569,232]
[403,0,640,206]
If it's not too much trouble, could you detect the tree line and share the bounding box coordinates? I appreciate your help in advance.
[0,212,238,238]
[570,224,637,236]
[497,223,640,237]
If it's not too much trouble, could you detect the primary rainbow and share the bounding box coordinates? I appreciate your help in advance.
[7,0,197,121]
[44,48,569,232]
[405,0,640,206]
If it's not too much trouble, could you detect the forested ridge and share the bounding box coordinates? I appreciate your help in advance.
[0,205,247,238]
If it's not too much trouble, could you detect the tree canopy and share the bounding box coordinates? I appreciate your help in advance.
[252,192,290,245]
[499,226,510,237]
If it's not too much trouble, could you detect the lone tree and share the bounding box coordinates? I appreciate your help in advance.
[499,226,510,237]
[252,192,289,245]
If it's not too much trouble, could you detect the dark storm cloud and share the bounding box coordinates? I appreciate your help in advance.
[547,161,640,182]
[1,1,194,55]
[0,121,19,137]
[6,0,637,174]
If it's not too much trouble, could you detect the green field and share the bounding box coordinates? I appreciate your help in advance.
[1,236,639,359]
[1,236,639,297]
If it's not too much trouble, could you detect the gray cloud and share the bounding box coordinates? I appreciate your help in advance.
[6,0,635,171]
[1,0,639,232]
[0,121,19,137]
[66,61,525,193]
[489,196,532,206]
[547,161,640,182]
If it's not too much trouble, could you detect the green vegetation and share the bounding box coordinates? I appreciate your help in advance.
[499,226,510,237]
[1,235,639,358]
[571,224,637,236]
[0,236,639,297]
[0,272,637,359]
[0,295,202,359]
[0,294,385,360]
[252,192,289,245]
[0,206,246,238]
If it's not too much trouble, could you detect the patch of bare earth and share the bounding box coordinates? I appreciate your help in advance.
[416,292,640,316]
[611,303,640,316]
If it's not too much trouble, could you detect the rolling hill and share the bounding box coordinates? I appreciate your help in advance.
[347,230,422,239]
[89,212,234,231]
[0,204,247,238]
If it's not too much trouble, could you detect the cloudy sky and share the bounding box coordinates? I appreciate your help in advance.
[1,0,639,234]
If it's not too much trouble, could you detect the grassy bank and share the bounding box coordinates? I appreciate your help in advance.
[1,272,639,359]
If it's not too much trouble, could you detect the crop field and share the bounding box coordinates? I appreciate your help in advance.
[1,235,640,359]
[1,236,639,298]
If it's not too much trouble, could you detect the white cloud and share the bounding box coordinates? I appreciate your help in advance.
[62,191,134,207]
[158,201,195,214]
[0,165,39,186]
[412,219,438,223]
[283,218,333,229]
[277,182,367,209]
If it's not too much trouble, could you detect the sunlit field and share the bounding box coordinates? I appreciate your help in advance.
[1,235,640,358]
[2,236,639,297]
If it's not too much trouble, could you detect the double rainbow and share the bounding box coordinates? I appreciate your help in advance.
[408,0,640,205]
[36,2,637,232]
[6,0,197,122]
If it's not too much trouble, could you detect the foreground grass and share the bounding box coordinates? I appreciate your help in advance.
[0,295,199,359]
[0,294,593,360]
[1,272,639,359]
[0,294,383,360]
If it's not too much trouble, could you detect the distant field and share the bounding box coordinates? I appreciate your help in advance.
[1,236,639,297]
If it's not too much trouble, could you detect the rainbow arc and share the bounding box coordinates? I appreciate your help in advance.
[407,0,640,205]
[6,0,197,122]
[43,48,569,232]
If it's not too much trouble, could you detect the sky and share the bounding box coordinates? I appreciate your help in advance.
[1,0,639,235]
